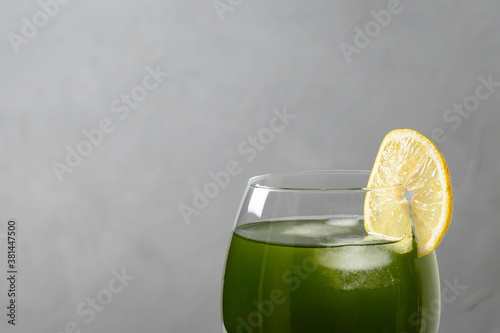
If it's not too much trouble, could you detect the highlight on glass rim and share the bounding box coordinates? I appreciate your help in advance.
[222,128,453,333]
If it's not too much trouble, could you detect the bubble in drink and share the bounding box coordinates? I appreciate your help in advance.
[222,216,440,332]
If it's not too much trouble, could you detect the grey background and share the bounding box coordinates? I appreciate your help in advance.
[1,0,499,332]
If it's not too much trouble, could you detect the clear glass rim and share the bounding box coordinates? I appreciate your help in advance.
[248,170,400,192]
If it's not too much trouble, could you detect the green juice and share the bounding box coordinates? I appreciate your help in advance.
[222,217,440,333]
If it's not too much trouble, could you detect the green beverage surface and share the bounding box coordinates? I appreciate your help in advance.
[222,216,440,333]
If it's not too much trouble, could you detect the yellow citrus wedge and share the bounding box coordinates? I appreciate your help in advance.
[364,129,453,257]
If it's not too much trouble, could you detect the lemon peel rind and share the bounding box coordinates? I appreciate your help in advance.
[364,129,453,258]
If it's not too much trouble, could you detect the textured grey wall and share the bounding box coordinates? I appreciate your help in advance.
[1,0,499,332]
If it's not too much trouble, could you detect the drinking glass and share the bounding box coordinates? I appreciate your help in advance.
[222,170,440,333]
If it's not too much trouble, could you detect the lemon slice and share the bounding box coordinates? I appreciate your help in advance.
[364,129,453,257]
